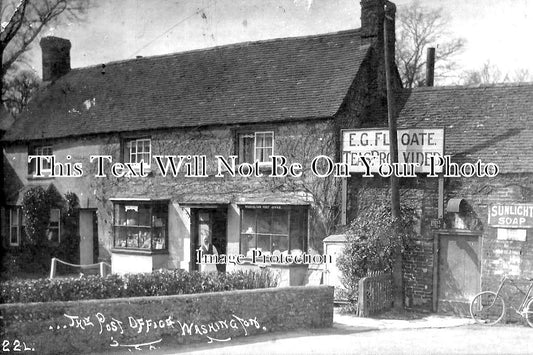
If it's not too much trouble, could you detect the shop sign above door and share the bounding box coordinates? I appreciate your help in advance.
[488,204,533,228]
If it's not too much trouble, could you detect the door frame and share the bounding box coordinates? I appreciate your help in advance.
[78,208,98,265]
[432,229,483,312]
[189,206,228,272]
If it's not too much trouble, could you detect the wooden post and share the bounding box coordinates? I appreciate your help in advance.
[50,257,56,279]
[341,177,347,225]
[427,47,442,312]
[384,5,403,310]
[100,262,105,277]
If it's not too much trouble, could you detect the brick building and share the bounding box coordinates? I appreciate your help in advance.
[347,84,533,312]
[1,1,399,283]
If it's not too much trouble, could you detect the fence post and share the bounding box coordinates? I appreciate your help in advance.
[99,262,105,277]
[50,258,57,279]
[358,276,367,317]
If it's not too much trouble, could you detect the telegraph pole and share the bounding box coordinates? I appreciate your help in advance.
[384,2,403,310]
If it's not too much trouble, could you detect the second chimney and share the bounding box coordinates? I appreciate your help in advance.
[40,36,71,82]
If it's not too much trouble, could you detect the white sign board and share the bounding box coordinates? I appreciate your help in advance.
[341,128,444,173]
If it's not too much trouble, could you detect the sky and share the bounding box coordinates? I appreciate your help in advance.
[22,0,533,84]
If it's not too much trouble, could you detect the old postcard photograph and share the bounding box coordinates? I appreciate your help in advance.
[1,0,532,354]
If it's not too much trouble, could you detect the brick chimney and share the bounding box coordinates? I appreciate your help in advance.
[40,36,71,81]
[360,0,396,59]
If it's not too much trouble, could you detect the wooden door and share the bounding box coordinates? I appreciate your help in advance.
[438,234,480,313]
[79,210,94,265]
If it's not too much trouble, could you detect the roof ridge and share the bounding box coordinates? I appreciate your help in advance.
[71,28,363,72]
[403,81,533,92]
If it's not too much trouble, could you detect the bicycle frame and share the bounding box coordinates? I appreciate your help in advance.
[492,276,533,316]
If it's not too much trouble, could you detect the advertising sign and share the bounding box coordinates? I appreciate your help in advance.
[341,128,444,173]
[488,204,533,228]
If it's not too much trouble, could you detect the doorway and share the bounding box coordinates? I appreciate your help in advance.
[79,209,98,265]
[437,232,481,314]
[190,207,227,272]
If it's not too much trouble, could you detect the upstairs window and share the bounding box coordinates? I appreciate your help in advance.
[124,138,151,169]
[237,131,274,165]
[28,145,53,176]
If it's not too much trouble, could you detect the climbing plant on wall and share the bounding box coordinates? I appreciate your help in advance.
[337,204,418,298]
[21,186,51,246]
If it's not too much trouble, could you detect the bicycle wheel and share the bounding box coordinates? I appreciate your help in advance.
[470,291,505,325]
[525,298,533,327]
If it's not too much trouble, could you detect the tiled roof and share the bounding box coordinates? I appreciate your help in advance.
[395,83,533,173]
[3,29,369,142]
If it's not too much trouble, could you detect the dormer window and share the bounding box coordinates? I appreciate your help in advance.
[237,131,274,165]
[124,138,151,169]
[28,145,53,176]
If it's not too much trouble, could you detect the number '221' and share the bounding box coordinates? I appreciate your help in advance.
[2,339,35,352]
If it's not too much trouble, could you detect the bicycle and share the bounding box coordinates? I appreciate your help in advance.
[470,275,533,326]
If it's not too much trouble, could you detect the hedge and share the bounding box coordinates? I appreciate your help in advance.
[0,269,277,304]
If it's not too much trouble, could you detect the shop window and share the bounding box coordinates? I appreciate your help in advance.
[237,131,274,165]
[28,145,53,175]
[48,208,61,243]
[113,202,168,251]
[123,138,151,168]
[9,207,25,246]
[240,206,307,258]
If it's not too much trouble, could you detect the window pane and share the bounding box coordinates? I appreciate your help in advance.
[139,230,151,249]
[10,227,18,244]
[256,147,269,163]
[141,152,150,165]
[50,209,60,222]
[125,205,139,225]
[290,208,308,252]
[48,228,59,243]
[256,209,272,234]
[239,134,254,163]
[11,209,19,227]
[126,227,141,248]
[257,234,271,253]
[116,205,128,226]
[138,205,150,226]
[264,133,273,148]
[115,226,128,247]
[241,209,255,234]
[240,234,256,256]
[272,235,288,253]
[271,209,288,235]
[143,140,151,152]
[255,133,265,148]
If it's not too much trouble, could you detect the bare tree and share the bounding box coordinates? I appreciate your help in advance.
[461,61,505,85]
[461,61,532,85]
[0,0,91,104]
[3,68,40,115]
[511,68,531,83]
[396,1,465,88]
